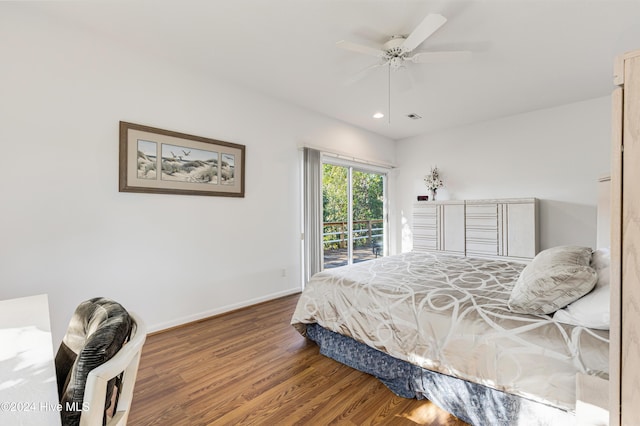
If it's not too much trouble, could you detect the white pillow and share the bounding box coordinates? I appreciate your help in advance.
[508,246,598,315]
[553,247,611,330]
[553,284,610,329]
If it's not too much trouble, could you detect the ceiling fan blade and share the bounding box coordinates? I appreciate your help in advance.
[400,14,447,53]
[336,40,385,58]
[343,60,388,86]
[407,51,472,64]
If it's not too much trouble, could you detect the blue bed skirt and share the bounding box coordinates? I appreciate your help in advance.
[305,323,574,426]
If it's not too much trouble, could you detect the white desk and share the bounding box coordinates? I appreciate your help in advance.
[0,294,62,425]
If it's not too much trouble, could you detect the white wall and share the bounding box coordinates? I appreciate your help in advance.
[0,5,394,346]
[394,97,612,253]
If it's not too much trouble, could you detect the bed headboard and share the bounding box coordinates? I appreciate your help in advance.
[597,175,611,249]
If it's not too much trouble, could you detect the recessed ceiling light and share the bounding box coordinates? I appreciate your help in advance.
[373,112,384,119]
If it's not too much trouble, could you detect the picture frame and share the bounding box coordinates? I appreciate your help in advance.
[119,121,245,197]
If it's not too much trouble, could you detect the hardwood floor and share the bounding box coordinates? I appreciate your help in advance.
[128,294,468,425]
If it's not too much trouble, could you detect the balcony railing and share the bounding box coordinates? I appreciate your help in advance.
[323,219,384,268]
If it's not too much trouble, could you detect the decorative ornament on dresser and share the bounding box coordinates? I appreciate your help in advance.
[424,167,444,200]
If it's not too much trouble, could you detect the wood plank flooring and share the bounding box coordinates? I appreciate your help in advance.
[127,293,468,425]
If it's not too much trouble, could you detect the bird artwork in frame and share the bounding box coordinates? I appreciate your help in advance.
[119,121,245,197]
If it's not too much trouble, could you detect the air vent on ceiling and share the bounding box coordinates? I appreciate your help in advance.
[406,113,422,120]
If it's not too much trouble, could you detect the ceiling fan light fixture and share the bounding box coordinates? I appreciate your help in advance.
[337,13,467,126]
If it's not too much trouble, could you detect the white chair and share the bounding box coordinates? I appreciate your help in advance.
[79,312,146,426]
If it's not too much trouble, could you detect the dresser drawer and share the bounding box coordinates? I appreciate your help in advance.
[465,204,497,229]
[414,215,437,226]
[465,204,497,217]
[466,217,498,229]
[414,236,437,250]
[466,228,498,241]
[413,226,437,238]
[414,206,437,223]
[466,242,499,255]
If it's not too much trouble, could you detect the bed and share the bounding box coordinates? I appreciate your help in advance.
[291,247,610,425]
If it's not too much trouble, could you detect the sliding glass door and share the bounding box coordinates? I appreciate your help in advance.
[322,160,386,269]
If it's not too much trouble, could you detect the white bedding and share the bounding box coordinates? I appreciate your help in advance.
[291,251,609,411]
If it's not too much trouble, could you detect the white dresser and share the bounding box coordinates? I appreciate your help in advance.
[413,198,539,261]
[413,200,465,255]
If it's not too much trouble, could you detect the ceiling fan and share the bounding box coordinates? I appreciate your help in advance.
[336,13,471,123]
[337,13,471,78]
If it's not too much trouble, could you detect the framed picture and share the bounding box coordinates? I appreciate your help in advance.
[119,121,245,197]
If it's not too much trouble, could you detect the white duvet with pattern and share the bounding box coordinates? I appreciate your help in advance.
[292,251,609,411]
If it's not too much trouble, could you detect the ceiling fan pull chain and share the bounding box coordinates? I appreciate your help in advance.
[388,63,391,125]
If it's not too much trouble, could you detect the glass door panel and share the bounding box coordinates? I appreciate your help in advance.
[322,164,348,268]
[352,170,384,263]
[322,162,385,269]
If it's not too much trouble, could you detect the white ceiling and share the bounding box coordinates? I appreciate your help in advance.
[23,0,640,140]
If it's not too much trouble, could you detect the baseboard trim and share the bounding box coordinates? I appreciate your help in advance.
[147,288,301,335]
